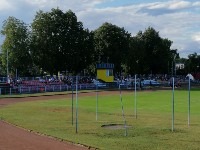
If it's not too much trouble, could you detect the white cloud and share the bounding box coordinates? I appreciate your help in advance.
[148,2,169,9]
[168,1,191,9]
[23,0,110,12]
[147,1,191,10]
[0,0,15,11]
[192,33,200,42]
[193,2,200,6]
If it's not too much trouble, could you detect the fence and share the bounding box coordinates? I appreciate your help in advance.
[0,83,110,95]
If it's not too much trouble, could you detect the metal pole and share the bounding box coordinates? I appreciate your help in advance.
[119,84,128,136]
[72,79,74,125]
[75,76,78,133]
[96,76,99,121]
[188,78,191,126]
[134,74,137,119]
[172,77,175,132]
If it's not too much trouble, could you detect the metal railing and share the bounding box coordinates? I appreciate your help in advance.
[0,83,102,95]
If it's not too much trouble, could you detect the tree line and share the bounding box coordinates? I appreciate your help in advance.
[0,8,199,77]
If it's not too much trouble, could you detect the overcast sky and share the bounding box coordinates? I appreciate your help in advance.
[0,0,200,58]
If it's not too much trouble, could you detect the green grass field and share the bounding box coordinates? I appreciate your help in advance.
[1,90,200,150]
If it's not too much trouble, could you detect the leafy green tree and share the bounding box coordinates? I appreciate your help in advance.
[31,9,61,75]
[184,52,200,74]
[74,29,94,75]
[93,22,131,74]
[31,8,93,75]
[1,16,31,77]
[125,37,137,75]
[142,27,164,73]
[130,27,175,74]
[126,33,145,74]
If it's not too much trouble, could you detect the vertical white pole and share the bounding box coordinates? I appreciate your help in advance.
[134,74,137,119]
[172,77,175,132]
[96,77,98,121]
[75,76,78,133]
[72,79,74,126]
[188,78,191,126]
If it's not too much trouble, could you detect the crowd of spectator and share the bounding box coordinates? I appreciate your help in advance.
[1,73,199,89]
[3,76,96,87]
